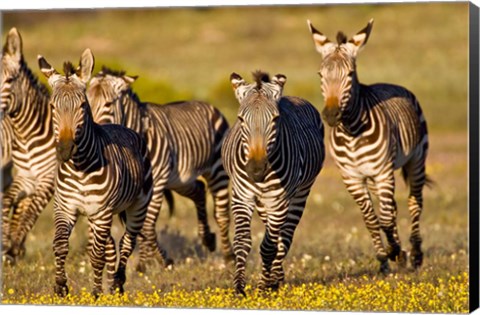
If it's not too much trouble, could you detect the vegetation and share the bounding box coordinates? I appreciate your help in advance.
[1,2,470,313]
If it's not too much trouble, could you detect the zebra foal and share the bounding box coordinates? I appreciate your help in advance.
[307,19,430,273]
[222,71,325,295]
[86,68,234,271]
[38,49,152,297]
[1,27,56,263]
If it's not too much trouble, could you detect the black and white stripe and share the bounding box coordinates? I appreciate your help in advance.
[1,27,56,263]
[86,67,233,272]
[222,71,325,295]
[308,19,430,273]
[38,49,152,297]
[1,115,14,193]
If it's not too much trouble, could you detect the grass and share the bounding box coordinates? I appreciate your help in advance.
[0,2,471,313]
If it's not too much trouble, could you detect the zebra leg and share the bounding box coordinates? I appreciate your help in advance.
[175,180,216,252]
[269,182,313,290]
[403,157,427,269]
[257,199,289,291]
[113,204,147,295]
[87,213,112,298]
[232,190,254,296]
[344,177,390,274]
[10,177,55,259]
[136,186,172,273]
[105,235,117,292]
[375,171,407,268]
[53,202,78,297]
[2,178,29,257]
[204,169,234,262]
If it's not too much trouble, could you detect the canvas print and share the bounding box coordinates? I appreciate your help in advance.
[0,2,474,313]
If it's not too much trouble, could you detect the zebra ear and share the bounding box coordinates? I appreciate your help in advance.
[4,28,23,63]
[123,74,138,85]
[231,72,249,102]
[272,74,286,88]
[307,20,335,57]
[38,55,58,80]
[78,48,95,83]
[230,72,245,89]
[347,19,374,55]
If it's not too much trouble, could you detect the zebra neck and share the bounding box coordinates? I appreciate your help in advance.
[10,71,52,139]
[122,89,148,135]
[338,84,368,135]
[69,113,103,171]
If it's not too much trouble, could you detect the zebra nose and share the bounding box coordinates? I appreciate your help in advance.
[56,139,77,162]
[246,158,267,183]
[322,106,341,127]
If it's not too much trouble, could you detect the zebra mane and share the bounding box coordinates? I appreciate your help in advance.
[63,61,77,79]
[100,66,126,77]
[336,31,347,44]
[252,70,270,89]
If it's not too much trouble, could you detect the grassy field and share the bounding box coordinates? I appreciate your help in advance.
[1,2,470,313]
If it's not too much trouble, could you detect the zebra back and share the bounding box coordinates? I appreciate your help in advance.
[87,68,230,181]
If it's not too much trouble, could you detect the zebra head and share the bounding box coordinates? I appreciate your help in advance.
[307,19,374,127]
[38,49,95,163]
[230,71,286,183]
[87,67,136,125]
[1,28,24,115]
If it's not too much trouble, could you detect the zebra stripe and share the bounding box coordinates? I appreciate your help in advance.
[1,27,56,263]
[86,67,233,271]
[38,49,152,298]
[222,71,325,295]
[1,115,14,192]
[308,19,429,273]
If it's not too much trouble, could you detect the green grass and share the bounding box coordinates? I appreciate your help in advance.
[2,2,468,130]
[1,2,470,312]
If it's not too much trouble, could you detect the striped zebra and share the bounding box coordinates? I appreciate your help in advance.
[1,27,56,263]
[222,71,325,295]
[1,115,14,193]
[86,67,233,271]
[307,19,430,273]
[38,49,152,297]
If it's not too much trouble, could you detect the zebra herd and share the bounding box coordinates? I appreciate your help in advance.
[0,19,430,297]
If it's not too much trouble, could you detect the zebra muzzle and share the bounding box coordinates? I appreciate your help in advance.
[246,158,267,183]
[321,106,341,127]
[56,139,77,162]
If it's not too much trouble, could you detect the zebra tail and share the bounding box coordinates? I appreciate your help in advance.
[118,211,127,227]
[164,189,175,218]
[401,168,435,189]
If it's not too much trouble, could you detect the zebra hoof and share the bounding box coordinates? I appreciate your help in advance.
[54,283,69,297]
[378,260,390,275]
[164,258,174,269]
[111,282,125,295]
[92,288,103,299]
[202,232,216,252]
[2,253,16,266]
[410,251,423,269]
[235,286,247,297]
[397,250,408,269]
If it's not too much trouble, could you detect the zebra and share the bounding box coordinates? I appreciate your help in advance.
[1,27,56,263]
[222,71,325,295]
[38,49,152,297]
[86,67,234,271]
[307,19,430,273]
[1,115,14,193]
